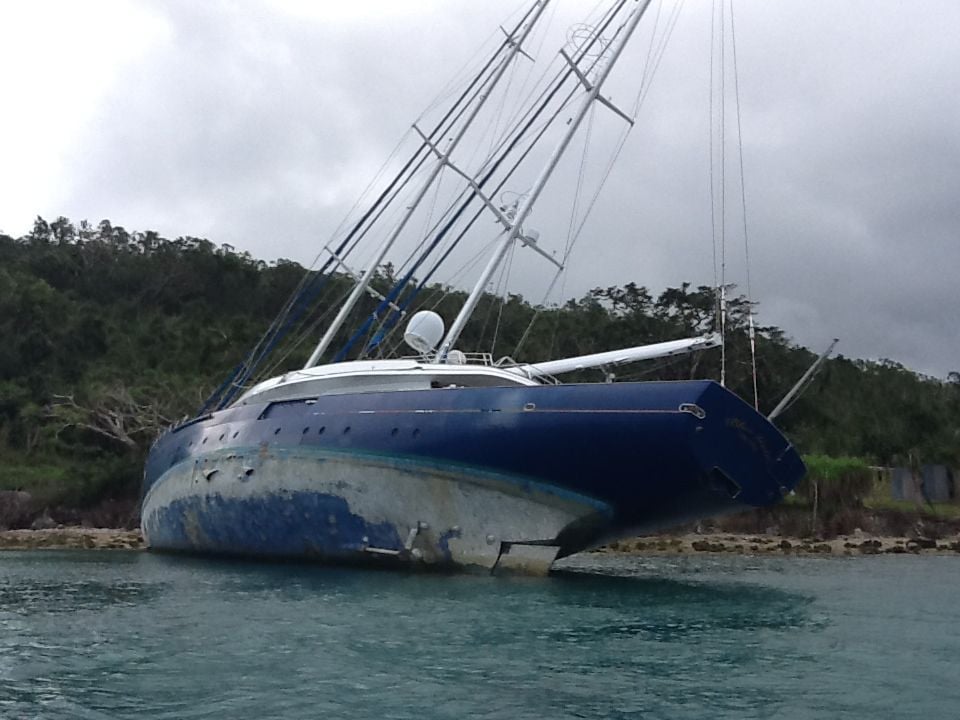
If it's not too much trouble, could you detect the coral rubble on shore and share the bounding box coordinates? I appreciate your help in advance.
[0,528,144,550]
[3,527,959,556]
[599,532,960,556]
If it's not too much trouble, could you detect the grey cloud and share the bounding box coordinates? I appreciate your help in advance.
[45,0,960,377]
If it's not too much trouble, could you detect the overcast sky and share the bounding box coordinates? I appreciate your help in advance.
[1,0,958,378]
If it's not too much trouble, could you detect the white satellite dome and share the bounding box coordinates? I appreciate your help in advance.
[403,311,445,354]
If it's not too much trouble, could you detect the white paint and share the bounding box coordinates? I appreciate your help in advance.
[235,358,538,405]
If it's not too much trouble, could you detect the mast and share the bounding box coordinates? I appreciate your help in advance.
[437,0,654,360]
[303,0,551,369]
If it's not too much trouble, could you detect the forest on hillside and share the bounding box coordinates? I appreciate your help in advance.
[1,217,959,523]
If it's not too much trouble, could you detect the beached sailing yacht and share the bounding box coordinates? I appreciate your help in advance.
[141,0,806,573]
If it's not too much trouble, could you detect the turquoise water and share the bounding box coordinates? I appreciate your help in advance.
[1,551,959,719]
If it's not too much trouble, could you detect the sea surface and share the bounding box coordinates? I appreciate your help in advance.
[1,551,958,720]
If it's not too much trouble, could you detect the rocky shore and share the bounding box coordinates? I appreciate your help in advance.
[0,527,144,551]
[600,532,960,556]
[3,527,960,556]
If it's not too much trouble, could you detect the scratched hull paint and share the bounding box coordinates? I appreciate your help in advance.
[141,446,608,572]
[142,380,805,573]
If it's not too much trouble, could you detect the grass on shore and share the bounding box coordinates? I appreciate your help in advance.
[0,457,70,501]
[0,451,140,509]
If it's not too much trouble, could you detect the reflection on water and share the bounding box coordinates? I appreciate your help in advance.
[0,551,958,719]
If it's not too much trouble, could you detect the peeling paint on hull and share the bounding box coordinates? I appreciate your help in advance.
[142,447,607,572]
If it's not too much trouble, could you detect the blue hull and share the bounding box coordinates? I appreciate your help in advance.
[141,380,804,571]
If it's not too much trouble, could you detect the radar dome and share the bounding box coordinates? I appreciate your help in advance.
[404,311,445,354]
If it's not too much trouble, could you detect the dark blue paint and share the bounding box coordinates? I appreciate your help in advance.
[436,526,464,561]
[145,489,402,559]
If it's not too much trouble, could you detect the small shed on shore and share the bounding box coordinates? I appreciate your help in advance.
[890,465,955,502]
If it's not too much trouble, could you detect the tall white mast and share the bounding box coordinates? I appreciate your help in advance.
[303,0,551,369]
[437,0,654,360]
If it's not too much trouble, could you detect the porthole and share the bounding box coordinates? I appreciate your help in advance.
[232,431,239,439]
[412,428,420,438]
[218,433,225,441]
[343,426,351,435]
[302,427,310,434]
[274,427,281,435]
[391,428,399,437]
[318,426,326,435]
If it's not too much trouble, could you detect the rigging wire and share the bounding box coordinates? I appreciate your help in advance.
[491,0,560,152]
[381,234,507,359]
[730,0,760,410]
[231,114,454,396]
[605,351,697,382]
[490,239,518,356]
[374,67,577,307]
[709,0,719,322]
[565,0,685,251]
[358,84,578,359]
[709,0,728,389]
[341,2,633,361]
[708,0,758,402]
[206,0,698,407]
[638,0,666,92]
[339,0,681,371]
[634,0,686,114]
[513,101,597,359]
[338,22,609,360]
[416,2,528,121]
[224,5,543,396]
[518,0,686,360]
[719,0,728,388]
[258,284,356,379]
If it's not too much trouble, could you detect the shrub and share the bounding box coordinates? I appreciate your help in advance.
[796,455,875,513]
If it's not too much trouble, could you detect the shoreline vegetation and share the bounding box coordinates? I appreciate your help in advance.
[3,527,960,556]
